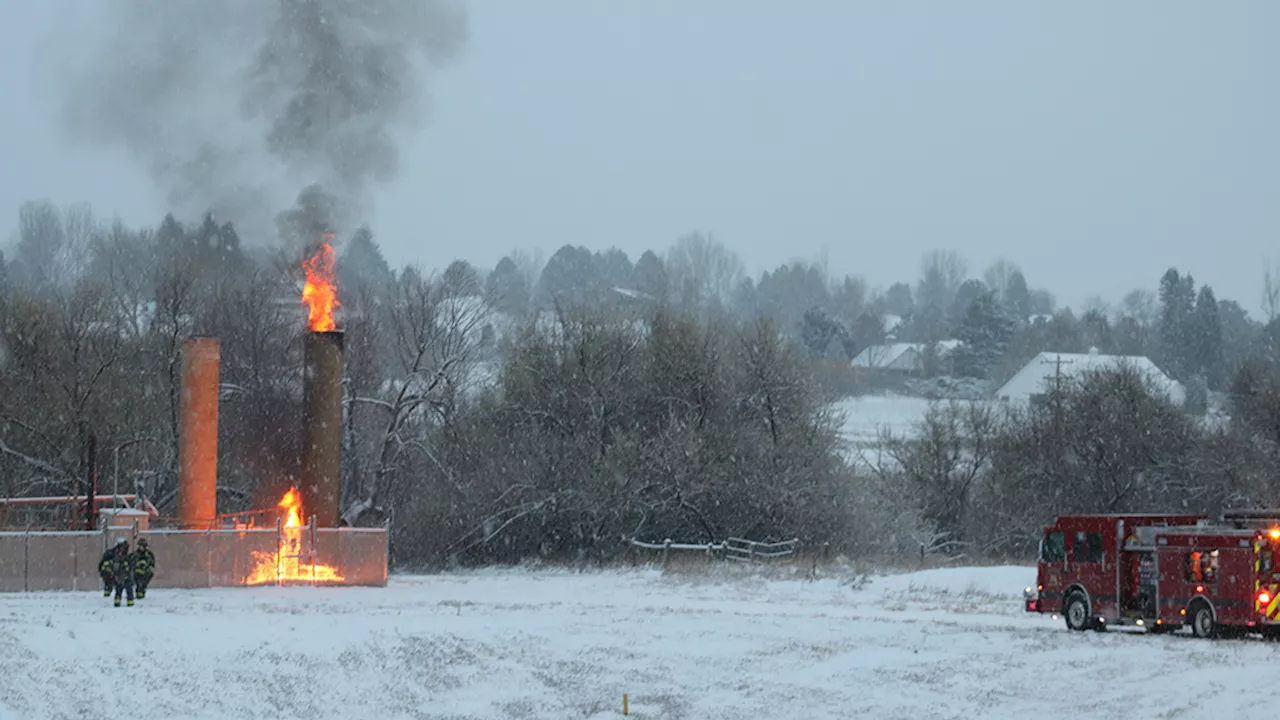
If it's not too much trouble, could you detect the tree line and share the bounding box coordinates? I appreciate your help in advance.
[0,203,859,566]
[873,356,1280,559]
[3,198,1278,566]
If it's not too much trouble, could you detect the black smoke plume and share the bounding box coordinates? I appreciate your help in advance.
[52,0,467,245]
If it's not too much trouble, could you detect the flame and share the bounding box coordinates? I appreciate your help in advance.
[279,486,303,528]
[302,241,340,332]
[243,487,344,585]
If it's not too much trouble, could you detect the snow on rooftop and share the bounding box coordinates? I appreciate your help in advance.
[996,349,1185,405]
[850,341,961,370]
[851,343,919,369]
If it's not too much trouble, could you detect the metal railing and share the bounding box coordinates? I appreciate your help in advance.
[0,520,388,592]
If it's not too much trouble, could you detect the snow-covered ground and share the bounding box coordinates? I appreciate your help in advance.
[0,564,1271,719]
[832,394,940,446]
[833,394,995,467]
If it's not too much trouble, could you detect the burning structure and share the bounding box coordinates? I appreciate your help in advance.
[0,241,386,592]
[300,239,343,529]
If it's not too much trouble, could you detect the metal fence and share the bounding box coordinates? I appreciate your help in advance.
[0,525,388,592]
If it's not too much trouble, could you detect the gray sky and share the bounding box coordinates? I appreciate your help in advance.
[1,1,1275,314]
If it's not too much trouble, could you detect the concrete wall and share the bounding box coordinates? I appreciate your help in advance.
[0,526,388,592]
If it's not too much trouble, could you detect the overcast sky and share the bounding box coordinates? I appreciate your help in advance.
[1,1,1275,314]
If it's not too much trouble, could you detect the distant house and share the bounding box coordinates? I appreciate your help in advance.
[851,340,963,375]
[995,348,1185,406]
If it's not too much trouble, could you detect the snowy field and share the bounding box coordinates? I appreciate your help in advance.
[832,394,993,466]
[832,394,941,446]
[0,564,1273,719]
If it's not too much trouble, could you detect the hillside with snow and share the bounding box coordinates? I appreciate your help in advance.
[0,565,1269,719]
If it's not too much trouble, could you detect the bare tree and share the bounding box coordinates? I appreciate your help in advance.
[93,221,154,340]
[872,400,999,548]
[983,258,1020,302]
[917,249,967,311]
[1118,288,1158,328]
[0,283,124,496]
[12,200,64,292]
[52,203,97,289]
[341,268,490,526]
[665,232,745,309]
[1081,295,1110,316]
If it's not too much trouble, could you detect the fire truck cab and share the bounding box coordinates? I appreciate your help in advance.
[1025,513,1280,639]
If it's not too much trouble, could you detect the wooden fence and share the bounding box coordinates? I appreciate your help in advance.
[630,537,802,567]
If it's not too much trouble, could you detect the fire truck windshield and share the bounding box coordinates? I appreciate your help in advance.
[1041,531,1065,563]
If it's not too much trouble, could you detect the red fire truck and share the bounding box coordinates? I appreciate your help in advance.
[1024,512,1280,639]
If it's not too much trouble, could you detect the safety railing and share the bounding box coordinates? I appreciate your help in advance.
[0,521,388,592]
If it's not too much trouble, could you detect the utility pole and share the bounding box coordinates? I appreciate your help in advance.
[1041,354,1076,395]
[1040,354,1075,472]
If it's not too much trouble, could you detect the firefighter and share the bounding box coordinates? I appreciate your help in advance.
[133,537,155,599]
[110,538,135,608]
[98,540,121,597]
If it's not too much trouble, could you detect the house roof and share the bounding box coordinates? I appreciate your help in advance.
[851,343,919,368]
[995,349,1185,404]
[850,340,962,369]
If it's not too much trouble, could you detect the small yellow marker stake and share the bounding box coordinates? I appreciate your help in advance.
[623,693,629,715]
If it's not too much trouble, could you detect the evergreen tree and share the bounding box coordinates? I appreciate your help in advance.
[1217,299,1257,382]
[882,282,915,317]
[339,227,394,300]
[800,306,844,357]
[594,248,633,290]
[848,311,886,357]
[1029,288,1056,315]
[0,249,7,295]
[1183,374,1209,414]
[949,279,989,326]
[730,276,758,318]
[1190,285,1224,389]
[1003,270,1032,322]
[1043,310,1081,353]
[631,250,668,300]
[485,256,530,316]
[1157,268,1196,380]
[950,291,1016,379]
[1111,315,1147,357]
[1079,309,1113,354]
[537,244,597,307]
[831,275,867,328]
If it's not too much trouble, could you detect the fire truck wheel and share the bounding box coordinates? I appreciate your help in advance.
[1064,593,1090,632]
[1189,602,1216,639]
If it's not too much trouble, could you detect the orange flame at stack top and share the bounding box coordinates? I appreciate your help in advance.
[242,486,344,585]
[302,240,340,332]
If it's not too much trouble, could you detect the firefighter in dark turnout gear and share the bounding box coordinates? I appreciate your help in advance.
[133,537,155,599]
[99,541,120,597]
[110,539,135,607]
